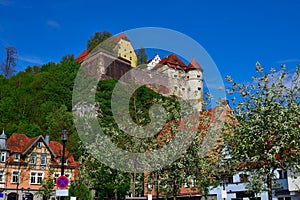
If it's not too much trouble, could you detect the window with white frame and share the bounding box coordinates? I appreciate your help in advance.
[40,154,47,165]
[184,180,189,188]
[0,170,4,182]
[53,172,60,183]
[37,142,42,148]
[30,172,44,184]
[14,153,20,162]
[57,157,68,165]
[29,154,36,165]
[277,170,287,179]
[53,172,71,184]
[0,152,6,162]
[191,179,196,188]
[11,170,19,183]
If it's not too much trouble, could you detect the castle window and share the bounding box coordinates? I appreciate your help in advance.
[174,74,177,78]
[197,75,201,78]
[14,153,20,162]
[187,76,189,79]
[182,88,185,90]
[1,152,6,162]
[130,57,132,60]
[198,87,201,90]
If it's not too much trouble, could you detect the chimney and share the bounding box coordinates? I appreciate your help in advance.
[45,135,49,145]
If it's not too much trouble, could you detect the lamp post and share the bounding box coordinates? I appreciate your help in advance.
[221,175,227,200]
[61,129,68,200]
[21,187,24,200]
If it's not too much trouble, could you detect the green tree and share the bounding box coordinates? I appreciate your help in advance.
[224,64,300,200]
[0,46,17,78]
[137,46,148,66]
[35,171,55,200]
[87,31,112,51]
[68,169,93,200]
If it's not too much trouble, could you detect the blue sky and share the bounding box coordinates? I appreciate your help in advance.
[0,0,299,85]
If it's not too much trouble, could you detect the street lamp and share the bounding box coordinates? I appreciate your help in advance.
[61,129,68,200]
[61,129,68,176]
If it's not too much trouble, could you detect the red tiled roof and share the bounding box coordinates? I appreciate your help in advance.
[115,33,129,41]
[7,133,33,153]
[75,49,89,63]
[6,133,77,167]
[186,58,203,71]
[156,102,232,148]
[158,54,187,70]
[49,141,69,157]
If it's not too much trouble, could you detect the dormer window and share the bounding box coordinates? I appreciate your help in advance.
[0,152,6,162]
[57,157,68,165]
[14,153,20,162]
[37,142,42,148]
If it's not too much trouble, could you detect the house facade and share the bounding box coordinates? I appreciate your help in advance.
[0,131,78,200]
[209,170,300,200]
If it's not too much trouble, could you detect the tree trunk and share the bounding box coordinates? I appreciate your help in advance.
[266,173,272,200]
[172,180,177,200]
[155,172,159,199]
[132,172,136,197]
[114,189,118,200]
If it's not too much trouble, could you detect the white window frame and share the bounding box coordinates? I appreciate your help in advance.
[40,154,47,166]
[58,157,68,165]
[30,171,44,184]
[184,180,189,188]
[14,153,20,162]
[29,154,36,165]
[53,172,71,185]
[0,170,4,183]
[11,170,19,184]
[0,152,6,162]
[37,142,42,148]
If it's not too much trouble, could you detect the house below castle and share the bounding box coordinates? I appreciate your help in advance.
[0,131,78,200]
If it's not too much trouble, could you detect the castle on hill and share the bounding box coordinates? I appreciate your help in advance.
[75,33,204,111]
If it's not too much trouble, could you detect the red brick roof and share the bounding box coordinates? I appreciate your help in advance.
[75,49,89,63]
[115,33,129,41]
[7,133,33,153]
[156,102,232,148]
[6,133,77,167]
[186,58,203,71]
[158,54,187,70]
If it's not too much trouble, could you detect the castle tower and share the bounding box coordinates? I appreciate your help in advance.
[0,130,8,163]
[185,58,203,111]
